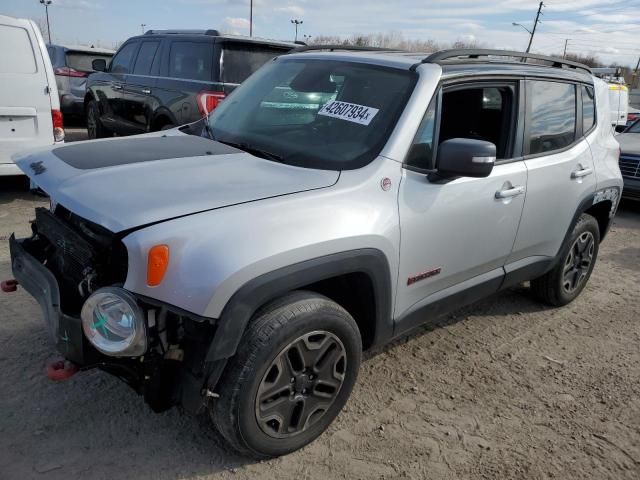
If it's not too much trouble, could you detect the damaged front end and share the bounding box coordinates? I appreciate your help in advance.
[8,206,216,412]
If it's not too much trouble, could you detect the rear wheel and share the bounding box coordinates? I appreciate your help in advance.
[532,213,600,306]
[210,291,361,458]
[86,100,109,139]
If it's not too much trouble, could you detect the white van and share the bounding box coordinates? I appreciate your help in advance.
[592,67,629,128]
[0,15,64,176]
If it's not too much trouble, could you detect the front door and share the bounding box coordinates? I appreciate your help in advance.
[99,41,138,135]
[122,40,161,135]
[395,81,527,330]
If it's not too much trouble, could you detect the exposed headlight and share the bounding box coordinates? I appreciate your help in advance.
[81,287,146,357]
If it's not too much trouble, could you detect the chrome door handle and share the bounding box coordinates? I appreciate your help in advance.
[495,185,525,199]
[141,88,151,95]
[571,167,593,179]
[112,83,123,90]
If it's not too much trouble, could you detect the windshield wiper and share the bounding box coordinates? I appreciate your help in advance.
[216,140,285,163]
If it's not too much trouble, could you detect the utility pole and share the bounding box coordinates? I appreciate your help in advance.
[291,19,303,42]
[563,38,569,59]
[141,23,147,34]
[526,1,544,53]
[632,56,640,89]
[249,0,253,36]
[39,0,52,44]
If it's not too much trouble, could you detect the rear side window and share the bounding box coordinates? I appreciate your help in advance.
[222,44,286,84]
[132,41,160,75]
[0,24,36,73]
[582,85,595,132]
[526,81,576,155]
[110,42,137,74]
[168,41,213,81]
[66,52,112,72]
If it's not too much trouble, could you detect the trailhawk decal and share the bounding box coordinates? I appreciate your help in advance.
[317,101,379,126]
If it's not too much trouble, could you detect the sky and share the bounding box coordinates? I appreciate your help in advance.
[2,0,639,67]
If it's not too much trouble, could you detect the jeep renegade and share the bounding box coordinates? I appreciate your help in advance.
[6,48,623,458]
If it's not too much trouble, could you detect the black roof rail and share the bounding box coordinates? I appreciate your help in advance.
[291,44,405,54]
[421,49,591,74]
[144,29,221,36]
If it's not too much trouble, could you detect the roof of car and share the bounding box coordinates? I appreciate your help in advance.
[284,48,594,83]
[134,30,297,48]
[49,44,115,54]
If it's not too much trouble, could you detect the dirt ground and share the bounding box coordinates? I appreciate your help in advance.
[1,175,639,480]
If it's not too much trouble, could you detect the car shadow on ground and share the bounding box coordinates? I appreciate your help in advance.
[366,283,549,361]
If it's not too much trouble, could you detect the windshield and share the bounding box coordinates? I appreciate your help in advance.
[206,58,417,170]
[627,119,640,134]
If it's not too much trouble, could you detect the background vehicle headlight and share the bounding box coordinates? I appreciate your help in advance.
[81,287,146,357]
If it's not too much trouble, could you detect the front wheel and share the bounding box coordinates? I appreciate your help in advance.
[532,213,600,306]
[86,100,109,139]
[210,291,362,458]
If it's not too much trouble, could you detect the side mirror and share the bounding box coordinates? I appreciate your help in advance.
[436,138,496,178]
[92,58,107,72]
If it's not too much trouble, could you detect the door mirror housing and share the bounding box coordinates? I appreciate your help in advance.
[92,58,107,72]
[436,138,496,178]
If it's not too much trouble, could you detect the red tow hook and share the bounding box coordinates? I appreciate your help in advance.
[46,360,79,382]
[1,279,18,293]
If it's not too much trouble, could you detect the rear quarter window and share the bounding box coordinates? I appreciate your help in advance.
[582,85,596,133]
[221,44,288,84]
[0,24,36,74]
[168,41,213,81]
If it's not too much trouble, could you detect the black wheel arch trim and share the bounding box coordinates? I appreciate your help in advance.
[204,248,393,363]
[559,186,621,260]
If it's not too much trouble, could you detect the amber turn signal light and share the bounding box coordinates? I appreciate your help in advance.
[147,245,169,286]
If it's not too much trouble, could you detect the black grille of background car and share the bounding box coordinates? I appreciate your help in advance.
[619,155,640,178]
[33,206,128,312]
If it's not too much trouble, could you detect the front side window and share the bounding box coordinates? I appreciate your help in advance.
[222,44,288,84]
[207,59,417,170]
[526,81,576,155]
[582,85,596,133]
[110,42,137,74]
[168,42,213,81]
[407,84,515,169]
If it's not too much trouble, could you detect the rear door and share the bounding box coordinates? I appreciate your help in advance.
[0,18,54,173]
[155,38,216,126]
[121,39,161,134]
[508,79,596,265]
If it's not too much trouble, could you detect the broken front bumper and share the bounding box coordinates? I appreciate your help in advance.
[9,234,85,364]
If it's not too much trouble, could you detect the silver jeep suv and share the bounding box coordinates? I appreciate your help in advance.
[6,48,623,457]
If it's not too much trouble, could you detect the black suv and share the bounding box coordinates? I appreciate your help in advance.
[84,30,296,138]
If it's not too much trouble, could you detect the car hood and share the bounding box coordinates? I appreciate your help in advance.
[616,133,640,156]
[14,131,339,233]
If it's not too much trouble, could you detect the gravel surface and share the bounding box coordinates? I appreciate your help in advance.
[0,175,639,480]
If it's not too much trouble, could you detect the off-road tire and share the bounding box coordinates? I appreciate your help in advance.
[532,213,600,306]
[210,291,362,458]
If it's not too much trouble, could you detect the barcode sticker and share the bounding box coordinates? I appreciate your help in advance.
[317,101,379,126]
